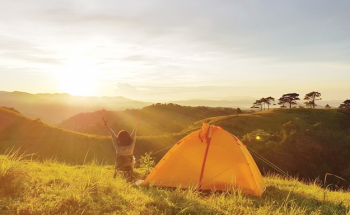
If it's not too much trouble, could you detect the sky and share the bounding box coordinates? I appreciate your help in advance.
[1,0,350,102]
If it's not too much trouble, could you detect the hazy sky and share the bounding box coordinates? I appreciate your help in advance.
[1,0,350,102]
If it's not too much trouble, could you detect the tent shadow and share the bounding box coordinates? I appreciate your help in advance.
[246,185,349,214]
[138,185,221,214]
[135,184,349,214]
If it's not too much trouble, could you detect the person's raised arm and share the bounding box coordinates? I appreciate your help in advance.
[130,112,140,139]
[102,117,118,150]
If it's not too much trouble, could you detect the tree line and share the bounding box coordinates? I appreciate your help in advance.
[251,91,350,114]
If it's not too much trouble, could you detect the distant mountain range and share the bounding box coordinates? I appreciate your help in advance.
[1,91,346,125]
[58,104,239,136]
[0,91,151,124]
[169,97,345,109]
[169,98,256,108]
[0,91,256,125]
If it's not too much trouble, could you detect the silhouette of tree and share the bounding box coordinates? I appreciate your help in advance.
[304,102,313,108]
[236,108,242,114]
[251,100,263,111]
[261,98,268,110]
[265,96,275,110]
[339,100,350,115]
[325,104,331,109]
[304,91,321,109]
[260,98,268,110]
[251,97,275,111]
[278,93,300,109]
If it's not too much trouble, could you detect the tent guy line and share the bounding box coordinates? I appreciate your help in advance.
[247,146,290,178]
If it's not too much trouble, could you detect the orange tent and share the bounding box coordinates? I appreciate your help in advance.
[142,123,266,197]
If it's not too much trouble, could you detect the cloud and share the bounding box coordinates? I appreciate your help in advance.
[0,36,65,66]
[2,0,350,65]
[115,83,139,94]
[1,0,350,101]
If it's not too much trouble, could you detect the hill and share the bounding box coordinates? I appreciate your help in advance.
[0,91,150,124]
[1,153,349,215]
[58,103,239,136]
[0,107,182,164]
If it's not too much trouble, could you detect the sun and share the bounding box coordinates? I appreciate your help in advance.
[59,72,97,96]
[54,62,98,96]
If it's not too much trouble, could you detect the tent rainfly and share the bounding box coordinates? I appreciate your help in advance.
[142,123,266,197]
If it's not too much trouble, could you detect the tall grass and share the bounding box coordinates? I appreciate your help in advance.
[0,148,29,195]
[0,152,349,214]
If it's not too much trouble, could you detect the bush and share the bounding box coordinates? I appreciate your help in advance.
[139,152,155,174]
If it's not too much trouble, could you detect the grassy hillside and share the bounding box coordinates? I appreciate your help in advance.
[1,153,349,215]
[58,103,238,136]
[0,107,182,164]
[0,106,113,164]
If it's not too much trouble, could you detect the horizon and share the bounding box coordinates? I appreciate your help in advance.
[1,90,346,107]
[1,1,350,102]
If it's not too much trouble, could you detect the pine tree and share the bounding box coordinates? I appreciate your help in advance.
[304,91,321,109]
[278,93,300,109]
[265,96,275,110]
[339,100,350,115]
[251,100,263,111]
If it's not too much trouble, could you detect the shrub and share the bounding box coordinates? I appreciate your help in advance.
[139,152,155,174]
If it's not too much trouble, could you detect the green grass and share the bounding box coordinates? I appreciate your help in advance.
[0,153,349,215]
[189,108,348,138]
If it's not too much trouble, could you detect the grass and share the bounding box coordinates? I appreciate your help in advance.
[0,153,349,215]
[189,108,347,138]
[0,149,29,196]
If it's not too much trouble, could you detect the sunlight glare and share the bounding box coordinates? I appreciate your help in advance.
[54,60,99,96]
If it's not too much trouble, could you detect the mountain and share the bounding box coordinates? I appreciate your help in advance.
[58,103,239,136]
[0,91,151,124]
[169,99,254,109]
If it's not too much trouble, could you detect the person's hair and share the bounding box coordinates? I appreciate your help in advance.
[117,130,133,146]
